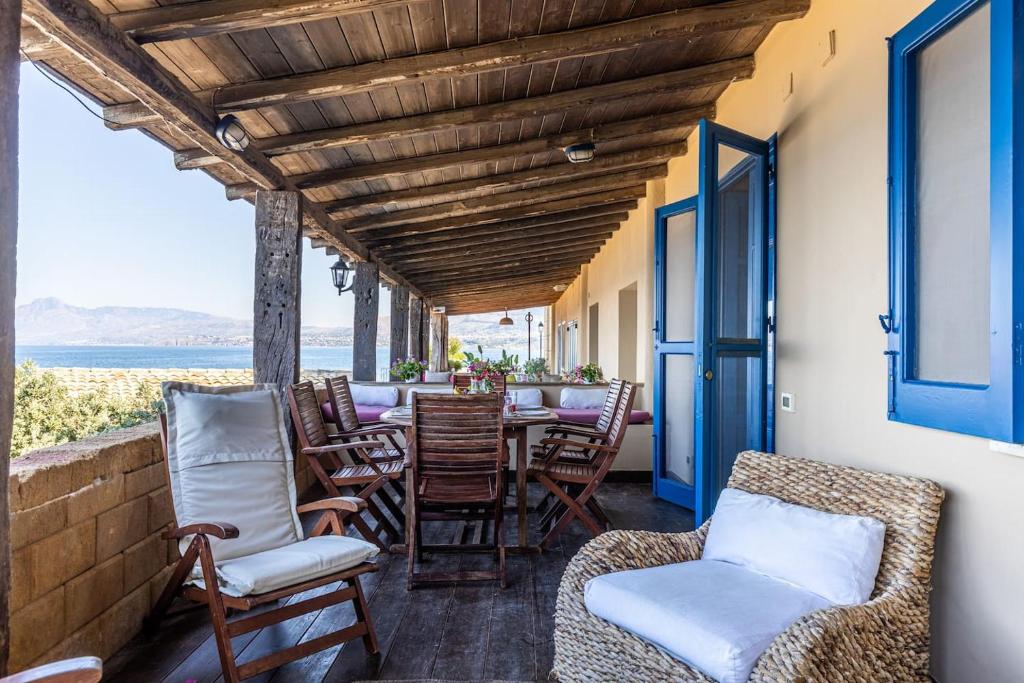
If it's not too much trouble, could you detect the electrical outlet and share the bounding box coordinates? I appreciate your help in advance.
[780,393,796,413]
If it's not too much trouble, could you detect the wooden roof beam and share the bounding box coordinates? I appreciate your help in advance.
[399,241,610,275]
[280,107,704,189]
[327,144,683,215]
[408,250,603,282]
[417,266,583,291]
[20,0,422,297]
[367,203,637,250]
[128,0,809,113]
[109,0,426,44]
[335,165,666,229]
[360,187,646,242]
[385,223,621,262]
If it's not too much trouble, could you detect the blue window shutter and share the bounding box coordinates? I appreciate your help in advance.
[887,0,1024,442]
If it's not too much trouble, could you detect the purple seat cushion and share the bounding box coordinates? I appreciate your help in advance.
[319,401,392,426]
[553,407,652,425]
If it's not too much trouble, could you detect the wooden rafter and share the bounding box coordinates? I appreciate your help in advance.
[109,0,807,113]
[383,223,621,262]
[334,165,666,227]
[20,0,422,296]
[400,241,610,275]
[357,187,646,242]
[109,0,426,44]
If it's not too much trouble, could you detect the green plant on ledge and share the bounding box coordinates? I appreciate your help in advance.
[570,362,604,384]
[522,357,548,381]
[390,357,428,382]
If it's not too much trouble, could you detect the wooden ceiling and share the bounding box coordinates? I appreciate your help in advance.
[20,0,809,315]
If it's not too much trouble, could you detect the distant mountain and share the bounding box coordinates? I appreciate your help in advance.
[15,298,357,346]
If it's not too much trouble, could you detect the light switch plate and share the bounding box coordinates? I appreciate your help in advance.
[780,393,796,413]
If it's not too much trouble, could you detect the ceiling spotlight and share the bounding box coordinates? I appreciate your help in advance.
[564,142,596,163]
[215,114,250,151]
[553,284,568,292]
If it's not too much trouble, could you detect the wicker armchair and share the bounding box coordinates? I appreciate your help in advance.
[553,450,945,682]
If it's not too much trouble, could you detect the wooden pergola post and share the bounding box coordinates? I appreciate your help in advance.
[389,284,409,367]
[352,261,379,381]
[253,190,302,426]
[421,302,431,365]
[429,311,449,373]
[0,1,19,673]
[408,295,424,362]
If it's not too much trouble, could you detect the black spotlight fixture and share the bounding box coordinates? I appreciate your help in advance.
[564,142,596,163]
[330,257,354,295]
[215,114,250,151]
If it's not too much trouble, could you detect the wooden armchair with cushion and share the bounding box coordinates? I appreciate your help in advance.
[553,451,945,682]
[149,383,381,682]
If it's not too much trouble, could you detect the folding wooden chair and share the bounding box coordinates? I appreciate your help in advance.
[324,375,406,465]
[406,393,507,589]
[288,380,405,552]
[149,383,380,682]
[528,382,637,550]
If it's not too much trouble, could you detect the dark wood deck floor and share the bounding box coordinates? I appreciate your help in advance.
[105,483,693,683]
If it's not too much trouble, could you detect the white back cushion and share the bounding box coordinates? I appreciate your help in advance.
[703,488,885,605]
[560,387,607,409]
[406,387,453,404]
[423,371,452,383]
[349,383,400,407]
[162,383,303,562]
[509,388,544,408]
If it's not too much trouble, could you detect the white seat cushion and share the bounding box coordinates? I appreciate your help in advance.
[349,383,400,407]
[703,488,886,605]
[190,535,380,597]
[559,387,607,409]
[585,560,832,683]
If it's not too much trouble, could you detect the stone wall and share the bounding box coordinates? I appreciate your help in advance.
[7,422,316,671]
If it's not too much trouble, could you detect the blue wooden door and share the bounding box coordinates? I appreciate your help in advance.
[654,120,776,521]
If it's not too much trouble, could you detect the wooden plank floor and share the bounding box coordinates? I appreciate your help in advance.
[105,483,694,683]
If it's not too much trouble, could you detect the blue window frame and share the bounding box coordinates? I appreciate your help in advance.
[887,0,1024,442]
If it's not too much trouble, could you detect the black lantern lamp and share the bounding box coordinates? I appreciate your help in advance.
[499,309,514,326]
[564,142,596,163]
[330,257,354,295]
[215,114,250,151]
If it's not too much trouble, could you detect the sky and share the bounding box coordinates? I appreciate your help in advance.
[15,63,374,328]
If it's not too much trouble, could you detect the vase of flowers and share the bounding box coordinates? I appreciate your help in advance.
[523,357,548,382]
[572,362,604,385]
[390,357,428,383]
[468,359,500,393]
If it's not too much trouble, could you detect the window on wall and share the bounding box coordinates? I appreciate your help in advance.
[887,0,1022,442]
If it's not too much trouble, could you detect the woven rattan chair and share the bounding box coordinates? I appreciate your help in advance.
[552,451,945,682]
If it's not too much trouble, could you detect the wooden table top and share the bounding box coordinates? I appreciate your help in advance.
[380,405,558,427]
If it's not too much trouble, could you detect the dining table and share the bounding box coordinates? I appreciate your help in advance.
[380,404,558,550]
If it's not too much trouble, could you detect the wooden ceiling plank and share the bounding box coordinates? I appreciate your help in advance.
[334,164,666,227]
[383,222,621,260]
[170,0,809,112]
[400,240,609,274]
[110,0,429,44]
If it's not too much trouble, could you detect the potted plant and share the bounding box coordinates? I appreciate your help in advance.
[491,349,520,382]
[467,359,500,393]
[390,357,428,383]
[522,357,548,382]
[572,362,604,385]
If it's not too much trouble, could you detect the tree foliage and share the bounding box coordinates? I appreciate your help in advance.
[11,361,163,458]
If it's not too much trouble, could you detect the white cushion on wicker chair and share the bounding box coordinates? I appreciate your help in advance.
[584,559,832,683]
[190,535,378,597]
[349,383,400,407]
[703,488,886,605]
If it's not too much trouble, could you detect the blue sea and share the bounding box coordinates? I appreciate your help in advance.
[14,344,529,370]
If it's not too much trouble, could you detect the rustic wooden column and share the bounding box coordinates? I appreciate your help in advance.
[389,285,409,366]
[253,190,302,426]
[352,261,379,381]
[0,2,19,674]
[421,302,431,364]
[429,311,449,372]
[408,294,424,361]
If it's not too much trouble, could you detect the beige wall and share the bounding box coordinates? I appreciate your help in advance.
[555,1,1024,679]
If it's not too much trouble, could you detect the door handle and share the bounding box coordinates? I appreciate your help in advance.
[704,370,714,381]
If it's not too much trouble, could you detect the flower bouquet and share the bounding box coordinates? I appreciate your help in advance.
[571,362,604,385]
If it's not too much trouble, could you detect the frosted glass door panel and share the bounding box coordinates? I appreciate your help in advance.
[914,2,990,385]
[664,210,696,341]
[663,354,695,486]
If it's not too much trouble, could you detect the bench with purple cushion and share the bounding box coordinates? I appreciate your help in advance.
[553,407,652,425]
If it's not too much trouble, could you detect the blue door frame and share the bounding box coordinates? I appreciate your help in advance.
[653,120,777,522]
